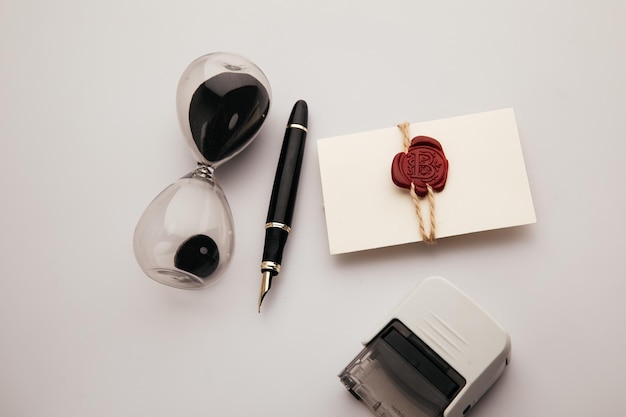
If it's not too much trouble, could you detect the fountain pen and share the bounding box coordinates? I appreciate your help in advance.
[258,100,308,312]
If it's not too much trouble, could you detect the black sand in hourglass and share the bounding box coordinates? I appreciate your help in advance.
[174,234,220,278]
[189,72,270,163]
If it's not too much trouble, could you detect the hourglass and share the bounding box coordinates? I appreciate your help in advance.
[133,52,271,289]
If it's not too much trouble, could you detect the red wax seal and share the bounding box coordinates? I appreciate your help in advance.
[391,136,449,197]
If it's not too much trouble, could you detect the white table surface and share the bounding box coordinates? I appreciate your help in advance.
[1,1,625,416]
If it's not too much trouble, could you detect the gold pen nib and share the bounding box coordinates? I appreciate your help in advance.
[258,271,273,313]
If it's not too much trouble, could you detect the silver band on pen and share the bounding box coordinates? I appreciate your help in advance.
[265,222,291,233]
[287,123,307,132]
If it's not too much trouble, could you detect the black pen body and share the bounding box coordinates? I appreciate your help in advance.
[262,100,308,274]
[267,100,308,225]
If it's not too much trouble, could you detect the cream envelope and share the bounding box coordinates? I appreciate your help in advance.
[317,109,536,255]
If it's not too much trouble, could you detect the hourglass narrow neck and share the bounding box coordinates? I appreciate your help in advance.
[192,163,215,181]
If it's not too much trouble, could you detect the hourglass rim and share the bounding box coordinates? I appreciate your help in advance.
[149,268,209,290]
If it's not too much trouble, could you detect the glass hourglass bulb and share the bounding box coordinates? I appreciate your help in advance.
[133,167,234,289]
[133,52,271,289]
[176,52,272,167]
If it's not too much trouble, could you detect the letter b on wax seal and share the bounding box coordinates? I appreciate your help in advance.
[391,136,449,197]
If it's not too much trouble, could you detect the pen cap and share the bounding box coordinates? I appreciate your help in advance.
[176,52,272,167]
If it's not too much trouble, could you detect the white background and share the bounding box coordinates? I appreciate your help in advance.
[1,1,624,416]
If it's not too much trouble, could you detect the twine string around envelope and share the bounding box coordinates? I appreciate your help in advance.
[392,122,449,245]
[398,122,436,244]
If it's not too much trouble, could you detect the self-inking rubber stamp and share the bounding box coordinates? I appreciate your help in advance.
[339,277,510,417]
[133,52,271,289]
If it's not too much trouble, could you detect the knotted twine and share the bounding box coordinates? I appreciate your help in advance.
[397,122,437,244]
